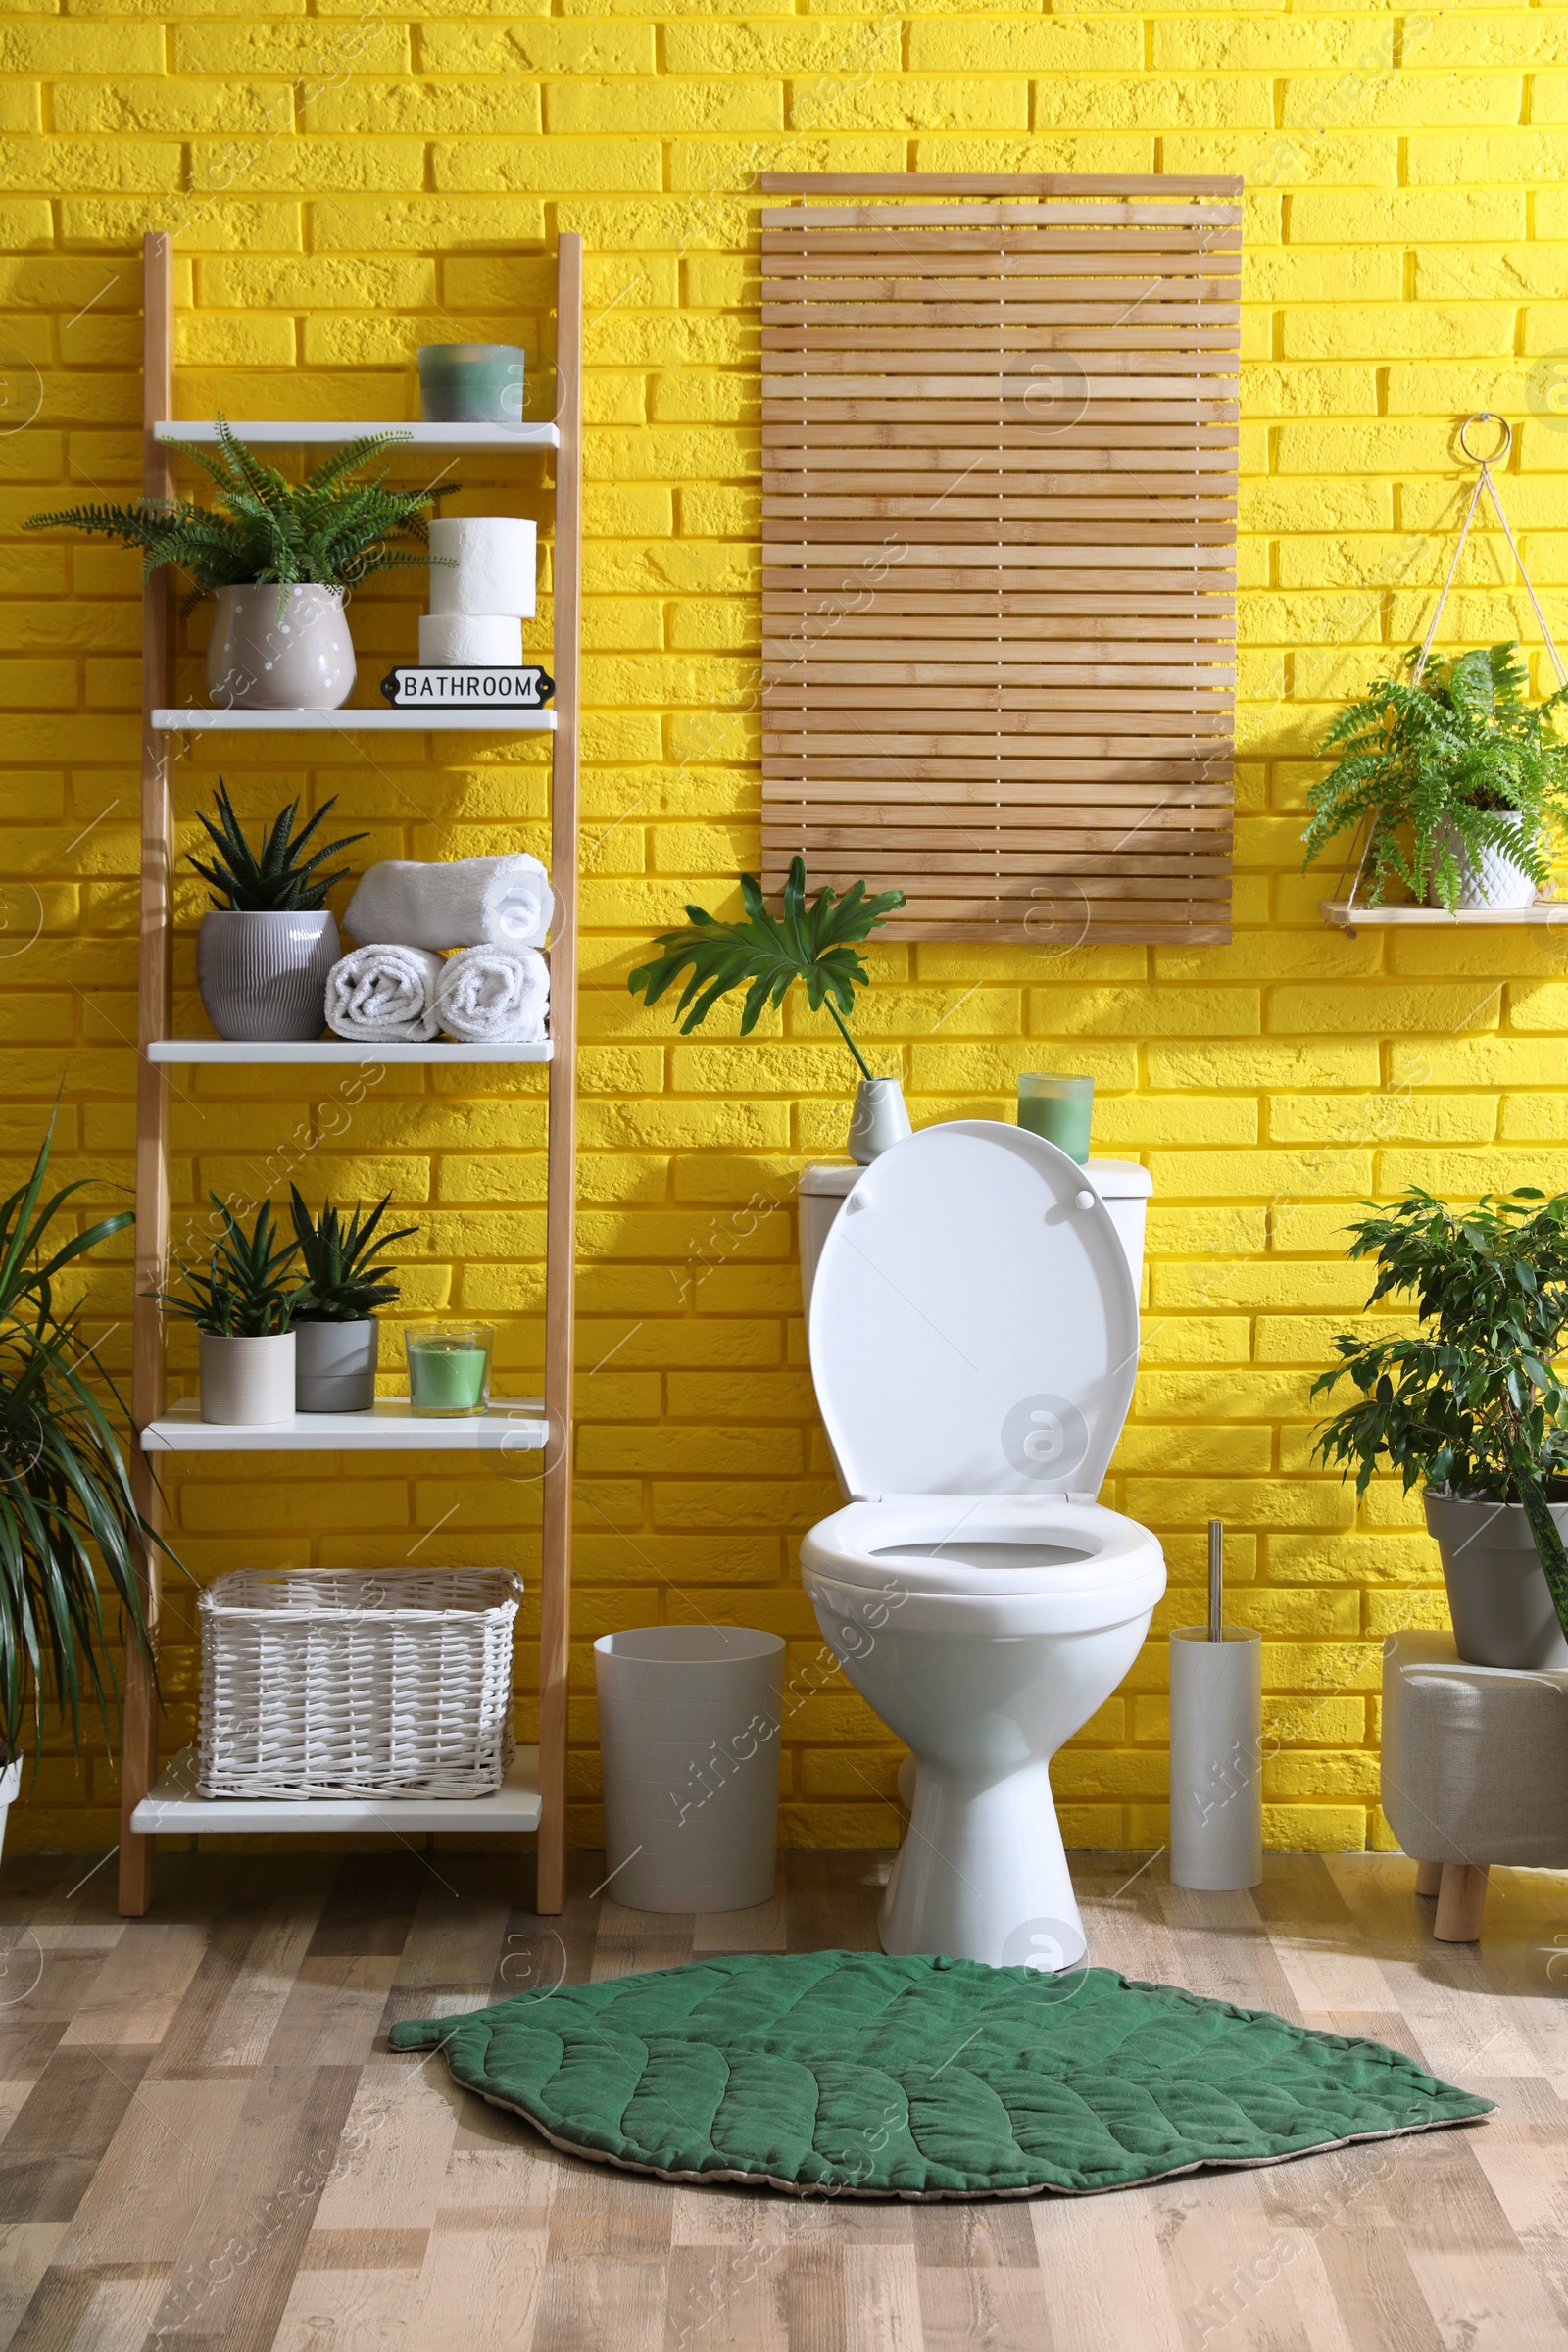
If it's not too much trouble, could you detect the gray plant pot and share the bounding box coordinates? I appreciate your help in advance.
[199,1331,295,1426]
[295,1317,378,1414]
[1424,1486,1568,1668]
[846,1077,912,1165]
[197,908,338,1042]
[206,582,356,711]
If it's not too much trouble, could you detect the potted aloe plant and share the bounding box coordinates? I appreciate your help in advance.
[627,856,907,1162]
[190,778,365,1043]
[156,1198,304,1426]
[25,416,452,710]
[1312,1184,1568,1670]
[1302,641,1568,913]
[289,1190,417,1414]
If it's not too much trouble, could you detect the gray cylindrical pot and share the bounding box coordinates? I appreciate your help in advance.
[197,909,338,1042]
[199,1331,295,1425]
[1424,1486,1568,1668]
[295,1318,377,1413]
[206,582,356,710]
[1169,1627,1263,1892]
[595,1626,785,1913]
[846,1076,912,1165]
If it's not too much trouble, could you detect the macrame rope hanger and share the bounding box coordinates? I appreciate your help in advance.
[1338,412,1568,911]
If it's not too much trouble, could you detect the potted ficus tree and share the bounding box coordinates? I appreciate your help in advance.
[1312,1184,1568,1670]
[26,416,452,711]
[156,1198,304,1426]
[1302,641,1568,913]
[190,778,365,1044]
[627,856,907,1163]
[289,1190,417,1414]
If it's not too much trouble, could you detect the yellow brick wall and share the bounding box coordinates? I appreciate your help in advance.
[4,2,1567,1856]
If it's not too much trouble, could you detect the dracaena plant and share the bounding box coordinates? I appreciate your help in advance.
[24,416,454,614]
[626,856,906,1081]
[1301,642,1568,913]
[1311,1185,1568,1641]
[154,1198,303,1338]
[289,1190,417,1324]
[190,779,365,913]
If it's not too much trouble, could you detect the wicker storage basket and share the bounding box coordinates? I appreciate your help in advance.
[197,1568,522,1800]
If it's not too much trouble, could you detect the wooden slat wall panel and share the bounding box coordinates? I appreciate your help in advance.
[759,174,1241,946]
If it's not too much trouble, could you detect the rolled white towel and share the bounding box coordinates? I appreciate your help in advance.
[325,945,446,1043]
[434,945,550,1043]
[344,854,552,953]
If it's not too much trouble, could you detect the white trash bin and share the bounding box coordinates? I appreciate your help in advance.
[595,1626,785,1912]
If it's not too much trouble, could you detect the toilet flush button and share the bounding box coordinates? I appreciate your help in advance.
[1074,1189,1095,1210]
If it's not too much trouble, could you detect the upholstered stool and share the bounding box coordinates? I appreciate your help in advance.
[1381,1630,1568,1940]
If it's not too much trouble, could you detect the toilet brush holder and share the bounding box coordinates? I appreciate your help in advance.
[1169,1628,1263,1889]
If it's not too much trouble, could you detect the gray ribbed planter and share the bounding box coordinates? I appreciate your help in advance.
[206,583,356,711]
[1424,1486,1568,1669]
[197,909,338,1042]
[295,1318,377,1413]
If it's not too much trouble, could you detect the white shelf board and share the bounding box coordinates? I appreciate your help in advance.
[155,420,559,450]
[153,706,556,734]
[1322,899,1568,930]
[141,1396,548,1453]
[148,1038,551,1065]
[131,1744,542,1835]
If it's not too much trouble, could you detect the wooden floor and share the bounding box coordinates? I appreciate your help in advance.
[0,1845,1563,2351]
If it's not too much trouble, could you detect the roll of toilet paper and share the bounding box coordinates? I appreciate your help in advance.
[417,612,524,666]
[427,517,537,618]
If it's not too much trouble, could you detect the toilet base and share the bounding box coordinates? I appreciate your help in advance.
[879,1756,1087,1972]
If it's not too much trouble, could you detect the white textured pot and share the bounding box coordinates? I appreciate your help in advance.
[197,908,338,1042]
[846,1077,912,1165]
[206,583,356,710]
[295,1318,377,1413]
[199,1331,297,1426]
[1427,812,1540,912]
[0,1758,21,1869]
[1424,1486,1568,1668]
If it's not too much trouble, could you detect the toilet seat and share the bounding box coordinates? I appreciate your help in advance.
[803,1495,1165,1635]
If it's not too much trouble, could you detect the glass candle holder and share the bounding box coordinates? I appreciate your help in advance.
[417,344,526,426]
[405,1323,493,1417]
[1017,1073,1095,1165]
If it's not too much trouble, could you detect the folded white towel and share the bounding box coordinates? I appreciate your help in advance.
[344,855,552,954]
[434,946,550,1043]
[325,945,446,1043]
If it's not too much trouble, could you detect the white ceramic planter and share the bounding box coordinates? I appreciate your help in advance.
[199,1331,297,1426]
[197,908,338,1043]
[206,583,356,711]
[846,1077,912,1165]
[1427,812,1540,911]
[0,1758,22,1870]
[295,1318,377,1414]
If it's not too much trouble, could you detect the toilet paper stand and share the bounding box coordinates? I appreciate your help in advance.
[1168,1519,1263,1890]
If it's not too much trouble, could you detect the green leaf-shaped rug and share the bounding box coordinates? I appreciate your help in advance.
[390,1951,1492,2199]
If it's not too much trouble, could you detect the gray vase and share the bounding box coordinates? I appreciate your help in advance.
[206,583,356,710]
[1424,1486,1568,1668]
[197,909,338,1042]
[295,1317,377,1413]
[846,1077,912,1165]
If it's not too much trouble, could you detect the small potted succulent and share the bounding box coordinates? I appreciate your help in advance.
[289,1190,417,1413]
[26,416,452,710]
[1302,641,1568,913]
[156,1197,304,1425]
[1312,1184,1568,1670]
[627,856,907,1163]
[190,779,365,1043]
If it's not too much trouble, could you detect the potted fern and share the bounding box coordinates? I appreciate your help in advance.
[156,1197,305,1425]
[1302,642,1568,913]
[289,1190,417,1413]
[191,779,365,1042]
[627,856,907,1162]
[25,416,450,711]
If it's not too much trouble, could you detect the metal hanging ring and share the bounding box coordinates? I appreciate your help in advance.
[1459,411,1512,466]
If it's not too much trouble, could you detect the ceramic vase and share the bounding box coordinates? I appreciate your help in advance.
[206,583,356,711]
[846,1077,912,1165]
[197,908,338,1042]
[199,1332,296,1426]
[1427,813,1540,911]
[1423,1487,1568,1667]
[295,1318,377,1414]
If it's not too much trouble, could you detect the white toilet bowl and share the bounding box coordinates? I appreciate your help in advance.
[799,1123,1164,1970]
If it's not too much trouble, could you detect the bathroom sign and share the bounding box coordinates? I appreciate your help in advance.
[379,664,555,710]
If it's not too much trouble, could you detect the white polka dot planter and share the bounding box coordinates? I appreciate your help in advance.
[205,582,357,711]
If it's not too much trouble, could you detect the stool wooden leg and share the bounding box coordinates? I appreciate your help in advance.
[1434,1862,1490,1941]
[1414,1859,1443,1898]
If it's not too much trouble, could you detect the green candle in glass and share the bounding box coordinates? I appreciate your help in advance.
[406,1323,493,1417]
[1017,1073,1095,1164]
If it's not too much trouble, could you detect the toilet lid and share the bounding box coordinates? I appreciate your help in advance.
[808,1120,1139,1501]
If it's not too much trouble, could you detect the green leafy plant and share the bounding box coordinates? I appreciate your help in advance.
[24,415,454,614]
[1302,641,1568,913]
[626,855,905,1081]
[155,1198,303,1338]
[0,1117,172,1766]
[289,1190,417,1323]
[190,779,366,913]
[1311,1184,1568,1640]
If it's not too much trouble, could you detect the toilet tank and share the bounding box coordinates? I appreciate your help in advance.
[799,1152,1152,1319]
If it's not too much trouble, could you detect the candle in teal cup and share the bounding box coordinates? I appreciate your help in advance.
[406,1325,493,1416]
[1017,1073,1094,1164]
